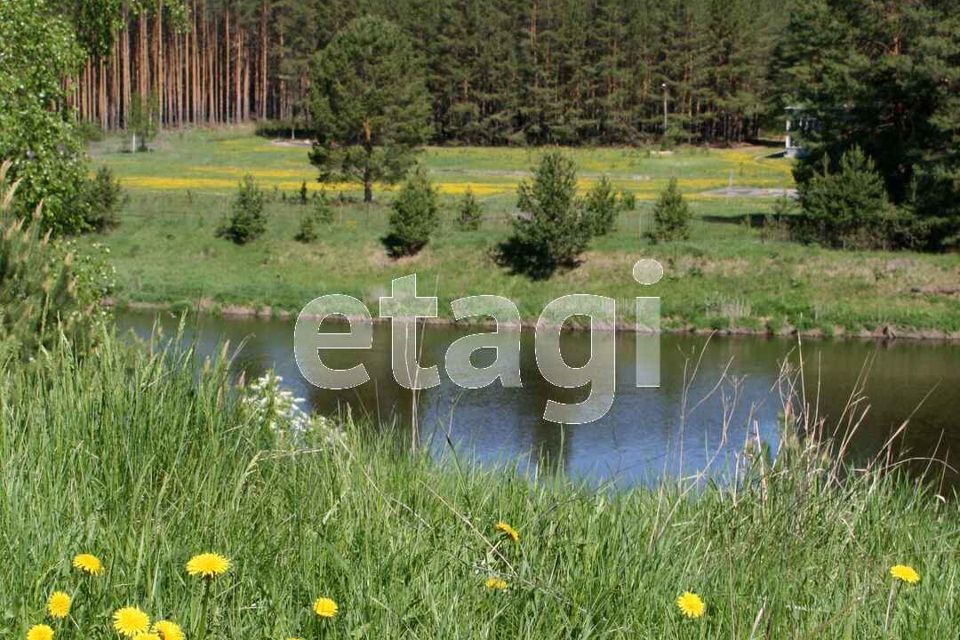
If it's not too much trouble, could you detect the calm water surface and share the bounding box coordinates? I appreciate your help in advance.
[118,312,960,488]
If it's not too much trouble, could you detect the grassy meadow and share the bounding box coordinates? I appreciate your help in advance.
[2,333,957,639]
[84,128,960,336]
[88,126,794,201]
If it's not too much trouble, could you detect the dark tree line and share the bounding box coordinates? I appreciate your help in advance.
[69,0,784,145]
[776,0,960,250]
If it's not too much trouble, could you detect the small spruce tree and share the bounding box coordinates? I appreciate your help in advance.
[794,146,892,249]
[456,187,483,231]
[584,175,620,236]
[82,165,124,232]
[295,214,318,243]
[314,193,335,224]
[502,151,591,278]
[649,178,691,242]
[217,175,267,244]
[382,168,438,257]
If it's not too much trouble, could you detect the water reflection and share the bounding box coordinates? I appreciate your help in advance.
[118,312,960,488]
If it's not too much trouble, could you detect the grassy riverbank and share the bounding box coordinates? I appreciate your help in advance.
[84,129,960,336]
[2,332,957,637]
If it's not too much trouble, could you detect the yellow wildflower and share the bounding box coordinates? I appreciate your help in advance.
[46,592,71,619]
[890,565,920,584]
[72,553,103,576]
[26,624,54,640]
[113,607,150,637]
[494,521,520,543]
[313,597,338,619]
[132,635,160,640]
[676,591,706,619]
[152,620,184,640]
[185,552,231,578]
[484,577,508,590]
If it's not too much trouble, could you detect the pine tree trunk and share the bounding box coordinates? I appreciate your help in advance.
[259,0,267,120]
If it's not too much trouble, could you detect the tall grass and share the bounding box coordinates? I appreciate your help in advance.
[1,332,957,638]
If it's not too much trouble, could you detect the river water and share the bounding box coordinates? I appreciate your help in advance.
[118,311,960,488]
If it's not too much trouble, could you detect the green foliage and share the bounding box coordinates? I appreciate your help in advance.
[294,214,318,243]
[911,164,960,251]
[309,16,431,202]
[455,188,482,231]
[383,168,438,257]
[82,166,124,232]
[794,147,893,249]
[127,91,160,152]
[584,176,620,236]
[76,121,105,143]
[298,181,308,205]
[619,190,637,211]
[777,0,960,250]
[502,152,591,278]
[57,0,189,58]
[254,119,314,140]
[0,0,93,235]
[649,178,691,242]
[295,194,334,243]
[0,162,111,360]
[217,176,267,245]
[313,193,335,224]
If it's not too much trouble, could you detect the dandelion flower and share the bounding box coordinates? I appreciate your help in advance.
[890,565,920,584]
[72,553,103,576]
[494,521,520,543]
[313,597,338,619]
[152,621,184,640]
[46,592,71,619]
[485,577,508,590]
[185,552,231,578]
[26,624,54,640]
[113,607,150,637]
[132,635,160,640]
[676,591,706,619]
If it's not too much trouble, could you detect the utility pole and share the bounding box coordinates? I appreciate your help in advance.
[661,82,668,135]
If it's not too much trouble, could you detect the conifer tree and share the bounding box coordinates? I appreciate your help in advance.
[308,16,430,202]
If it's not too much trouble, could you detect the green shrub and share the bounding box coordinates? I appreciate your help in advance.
[294,195,333,243]
[584,175,620,236]
[76,120,104,143]
[382,168,438,257]
[456,187,482,231]
[294,214,318,243]
[314,193,335,224]
[298,181,309,205]
[649,178,691,242]
[501,151,591,278]
[0,161,112,360]
[254,118,314,140]
[619,190,637,211]
[127,91,159,153]
[81,165,124,232]
[0,0,92,236]
[217,175,267,244]
[793,147,894,249]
